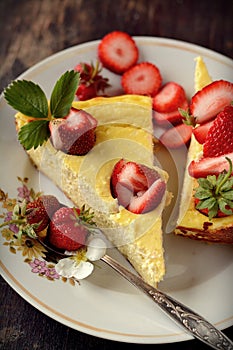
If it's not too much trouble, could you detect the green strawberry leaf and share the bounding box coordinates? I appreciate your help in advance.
[50,70,80,118]
[221,178,233,191]
[4,80,48,119]
[18,120,50,150]
[218,198,233,215]
[221,189,233,200]
[197,177,214,190]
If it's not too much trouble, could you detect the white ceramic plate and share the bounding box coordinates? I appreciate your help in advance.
[0,37,233,344]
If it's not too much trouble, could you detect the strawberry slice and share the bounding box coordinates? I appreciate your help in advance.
[188,153,233,178]
[153,99,188,126]
[159,123,192,148]
[192,119,214,144]
[49,207,89,251]
[203,105,233,157]
[49,108,97,155]
[111,160,160,197]
[117,161,149,192]
[152,82,187,113]
[127,178,166,214]
[121,62,162,96]
[189,80,233,124]
[98,31,139,74]
[111,159,127,197]
[110,160,164,213]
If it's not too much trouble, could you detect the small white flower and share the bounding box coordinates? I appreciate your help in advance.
[55,257,77,278]
[55,237,106,280]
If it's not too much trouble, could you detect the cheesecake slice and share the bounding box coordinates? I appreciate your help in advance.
[15,95,170,286]
[175,57,233,244]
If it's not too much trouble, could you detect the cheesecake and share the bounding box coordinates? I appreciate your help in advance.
[175,57,233,244]
[15,95,170,286]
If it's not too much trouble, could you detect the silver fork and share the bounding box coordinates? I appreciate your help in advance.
[101,254,233,350]
[38,237,233,349]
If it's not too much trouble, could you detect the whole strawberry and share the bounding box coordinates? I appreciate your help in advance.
[48,207,89,251]
[74,61,110,100]
[203,105,233,157]
[0,194,61,237]
[26,195,61,233]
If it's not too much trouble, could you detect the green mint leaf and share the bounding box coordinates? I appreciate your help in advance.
[50,70,80,118]
[4,80,48,118]
[18,120,50,150]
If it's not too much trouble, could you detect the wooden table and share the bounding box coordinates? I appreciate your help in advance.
[0,0,232,349]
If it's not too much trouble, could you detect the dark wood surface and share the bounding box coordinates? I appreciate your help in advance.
[0,0,233,349]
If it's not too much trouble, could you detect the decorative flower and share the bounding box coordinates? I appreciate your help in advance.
[4,211,19,234]
[1,228,15,241]
[16,236,47,259]
[30,258,47,274]
[55,237,106,280]
[45,267,60,280]
[17,184,31,201]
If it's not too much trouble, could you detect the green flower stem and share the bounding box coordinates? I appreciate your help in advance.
[0,219,25,228]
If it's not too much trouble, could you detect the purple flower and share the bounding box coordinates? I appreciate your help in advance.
[4,211,19,234]
[45,268,60,279]
[17,185,30,201]
[29,258,47,274]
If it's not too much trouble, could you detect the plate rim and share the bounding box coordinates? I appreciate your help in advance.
[0,36,233,344]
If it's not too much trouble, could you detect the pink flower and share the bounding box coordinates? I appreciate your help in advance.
[4,211,19,233]
[45,268,60,279]
[29,258,47,274]
[17,185,30,201]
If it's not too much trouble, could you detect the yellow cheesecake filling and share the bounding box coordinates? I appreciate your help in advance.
[175,57,233,242]
[15,95,169,285]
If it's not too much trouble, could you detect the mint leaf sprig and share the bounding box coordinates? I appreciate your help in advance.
[194,157,233,219]
[4,70,80,150]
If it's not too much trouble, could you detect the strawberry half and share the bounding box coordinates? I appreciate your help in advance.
[192,119,214,144]
[127,178,166,214]
[121,62,162,96]
[49,108,97,155]
[152,82,187,113]
[189,80,233,124]
[48,207,89,251]
[111,159,127,197]
[203,105,233,157]
[159,123,192,148]
[26,195,61,233]
[110,160,165,213]
[188,153,233,178]
[98,31,139,74]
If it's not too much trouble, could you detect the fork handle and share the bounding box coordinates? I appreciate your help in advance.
[101,254,233,350]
